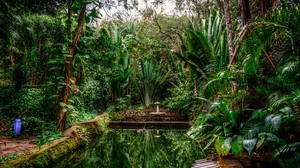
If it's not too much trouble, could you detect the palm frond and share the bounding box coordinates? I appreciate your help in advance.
[202,70,232,97]
[174,11,228,80]
[269,94,291,109]
[258,132,287,146]
[292,89,300,104]
[280,58,300,75]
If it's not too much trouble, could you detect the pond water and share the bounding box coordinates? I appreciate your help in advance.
[51,129,205,168]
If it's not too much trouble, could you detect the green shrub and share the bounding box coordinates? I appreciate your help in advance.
[0,86,43,118]
[164,83,196,117]
[0,85,57,120]
[36,129,64,146]
[107,97,131,112]
[0,85,15,117]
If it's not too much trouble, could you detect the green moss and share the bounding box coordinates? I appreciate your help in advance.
[0,153,21,164]
[0,114,110,168]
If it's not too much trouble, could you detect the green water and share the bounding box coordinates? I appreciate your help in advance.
[51,130,205,168]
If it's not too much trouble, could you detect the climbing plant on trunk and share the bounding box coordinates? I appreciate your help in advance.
[57,4,87,131]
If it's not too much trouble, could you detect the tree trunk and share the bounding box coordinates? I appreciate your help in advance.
[223,0,239,94]
[272,0,279,9]
[144,86,151,108]
[57,5,87,131]
[261,0,269,14]
[223,0,234,66]
[229,0,251,66]
[260,0,279,14]
[9,49,16,67]
[238,0,251,26]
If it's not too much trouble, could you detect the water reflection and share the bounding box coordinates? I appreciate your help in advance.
[51,130,205,168]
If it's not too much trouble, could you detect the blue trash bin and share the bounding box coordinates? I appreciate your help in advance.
[13,118,22,135]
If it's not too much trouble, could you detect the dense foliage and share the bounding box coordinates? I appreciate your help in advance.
[1,0,300,166]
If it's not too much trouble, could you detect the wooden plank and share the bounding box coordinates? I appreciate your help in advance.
[192,164,219,168]
[195,159,212,163]
[194,161,218,166]
[192,158,245,168]
[192,162,218,167]
[192,159,220,168]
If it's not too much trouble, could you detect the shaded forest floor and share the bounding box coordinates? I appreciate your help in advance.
[0,136,37,158]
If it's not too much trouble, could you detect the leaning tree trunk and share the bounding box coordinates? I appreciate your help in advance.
[57,5,87,131]
[223,0,234,66]
[229,0,251,66]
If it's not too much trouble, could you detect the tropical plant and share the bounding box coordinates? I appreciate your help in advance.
[188,98,292,156]
[234,4,300,86]
[109,25,133,102]
[136,59,169,107]
[187,100,240,144]
[272,142,300,168]
[171,11,229,104]
[0,88,44,118]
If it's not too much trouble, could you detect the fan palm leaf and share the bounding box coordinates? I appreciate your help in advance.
[137,59,170,107]
[272,142,300,161]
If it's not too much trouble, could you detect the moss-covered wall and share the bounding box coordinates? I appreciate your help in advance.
[1,114,110,168]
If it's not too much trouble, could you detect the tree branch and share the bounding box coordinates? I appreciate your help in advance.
[153,17,173,39]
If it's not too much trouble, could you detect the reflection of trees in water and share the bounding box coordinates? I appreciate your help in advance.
[52,130,205,168]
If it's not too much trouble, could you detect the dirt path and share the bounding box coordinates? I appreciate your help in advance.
[0,136,37,158]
